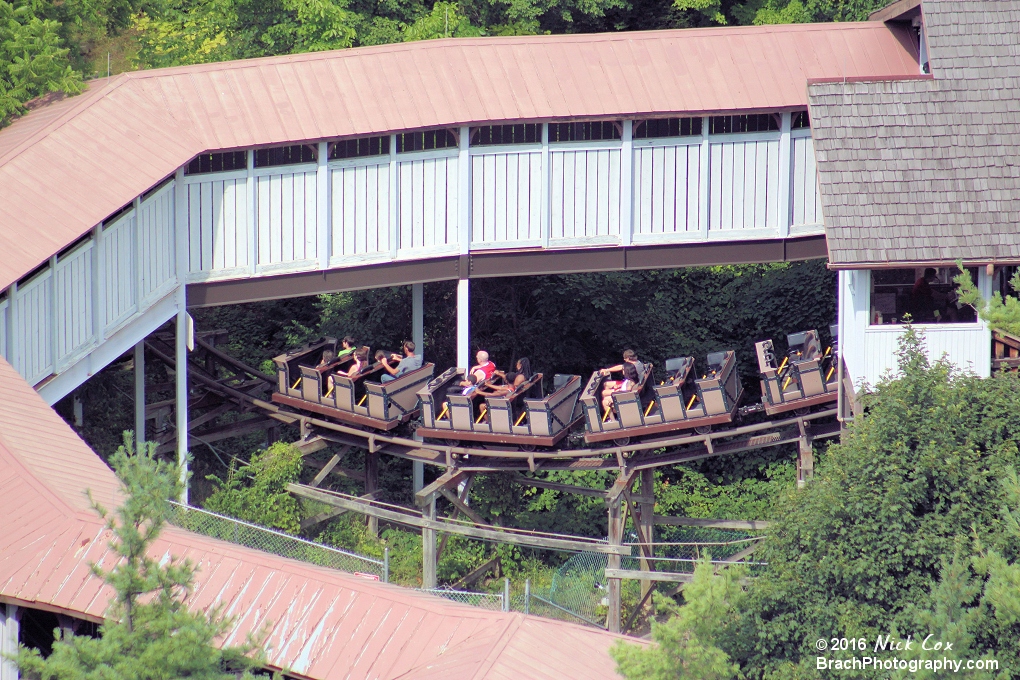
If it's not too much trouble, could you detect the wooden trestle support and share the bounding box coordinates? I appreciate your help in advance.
[147,329,839,633]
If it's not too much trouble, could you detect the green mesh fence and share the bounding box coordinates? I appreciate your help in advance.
[167,502,387,580]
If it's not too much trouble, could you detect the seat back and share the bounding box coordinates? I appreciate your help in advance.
[579,372,606,433]
[365,364,434,421]
[526,375,582,437]
[330,374,357,412]
[696,350,738,416]
[786,329,821,361]
[416,367,463,428]
[653,356,694,422]
[299,365,327,403]
[272,337,337,397]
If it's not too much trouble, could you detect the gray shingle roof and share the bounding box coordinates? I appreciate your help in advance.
[810,0,1020,267]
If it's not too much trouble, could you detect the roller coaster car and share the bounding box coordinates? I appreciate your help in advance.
[583,351,743,444]
[271,340,434,430]
[755,328,838,416]
[416,370,584,447]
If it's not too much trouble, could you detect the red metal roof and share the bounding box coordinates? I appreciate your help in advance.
[0,22,920,291]
[0,357,635,679]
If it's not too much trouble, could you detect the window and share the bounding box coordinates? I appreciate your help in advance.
[471,124,540,146]
[185,151,247,175]
[396,129,458,153]
[869,267,978,325]
[329,136,390,160]
[791,110,810,129]
[633,117,703,139]
[254,145,316,168]
[548,121,621,142]
[708,114,780,135]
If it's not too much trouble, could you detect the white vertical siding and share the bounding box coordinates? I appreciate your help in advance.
[256,169,318,266]
[862,325,991,383]
[550,146,621,239]
[53,241,94,370]
[330,160,391,258]
[101,211,137,332]
[790,134,823,226]
[186,172,249,274]
[12,271,53,385]
[397,152,458,250]
[471,149,542,244]
[708,137,780,231]
[633,142,702,235]
[138,183,176,301]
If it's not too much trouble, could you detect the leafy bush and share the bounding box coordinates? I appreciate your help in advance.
[204,442,305,534]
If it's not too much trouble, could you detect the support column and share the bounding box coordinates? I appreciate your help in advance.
[134,341,145,449]
[457,278,470,368]
[412,281,425,493]
[620,120,634,247]
[73,392,83,428]
[638,468,655,607]
[777,112,792,238]
[0,603,19,680]
[797,421,813,488]
[699,117,711,239]
[176,304,189,503]
[607,497,623,633]
[366,451,379,536]
[422,495,437,589]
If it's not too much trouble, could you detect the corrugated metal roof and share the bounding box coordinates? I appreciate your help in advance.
[0,22,920,291]
[0,356,636,678]
[811,0,1020,267]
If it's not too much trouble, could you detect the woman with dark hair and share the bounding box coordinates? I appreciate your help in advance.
[515,358,533,381]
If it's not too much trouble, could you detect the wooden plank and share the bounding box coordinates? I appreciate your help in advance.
[290,484,632,555]
[415,469,469,505]
[494,153,507,242]
[550,151,564,238]
[662,145,676,234]
[653,516,770,530]
[512,474,607,498]
[596,149,609,235]
[311,454,342,487]
[651,145,664,234]
[302,456,366,482]
[438,486,486,525]
[604,568,693,583]
[299,491,380,530]
[636,147,651,234]
[472,156,486,242]
[450,555,500,590]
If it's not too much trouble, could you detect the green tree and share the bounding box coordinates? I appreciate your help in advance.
[955,264,1020,338]
[204,441,306,533]
[14,434,266,679]
[403,1,481,39]
[730,328,1019,678]
[612,557,746,679]
[0,0,83,126]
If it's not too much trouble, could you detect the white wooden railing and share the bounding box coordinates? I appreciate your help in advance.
[2,116,825,395]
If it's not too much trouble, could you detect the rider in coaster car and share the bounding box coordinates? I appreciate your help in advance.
[600,349,646,401]
[601,362,640,421]
[461,351,497,386]
[317,349,337,368]
[380,340,422,382]
[478,372,520,397]
[337,336,357,359]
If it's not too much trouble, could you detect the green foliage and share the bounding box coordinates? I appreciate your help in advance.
[730,328,1020,678]
[612,557,746,679]
[204,441,305,533]
[672,0,725,24]
[15,434,265,680]
[0,0,82,126]
[403,1,481,38]
[955,264,1020,338]
[730,0,887,25]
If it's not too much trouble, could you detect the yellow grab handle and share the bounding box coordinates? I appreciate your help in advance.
[686,393,698,409]
[357,394,367,406]
[602,406,612,422]
[778,357,788,371]
[325,385,334,398]
[515,411,528,426]
[476,406,487,424]
[437,403,449,420]
[292,376,302,389]
[644,400,655,417]
[782,376,792,390]
[825,366,835,381]
[824,346,832,356]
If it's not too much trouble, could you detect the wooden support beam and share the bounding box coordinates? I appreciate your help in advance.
[296,436,329,456]
[638,468,655,606]
[436,476,475,562]
[155,417,277,454]
[606,496,624,633]
[604,568,693,584]
[288,484,632,555]
[415,469,469,506]
[302,457,366,483]
[439,487,485,526]
[512,474,608,498]
[605,469,637,504]
[310,455,342,488]
[652,516,771,531]
[451,555,501,591]
[299,491,380,531]
[366,451,379,536]
[423,496,437,589]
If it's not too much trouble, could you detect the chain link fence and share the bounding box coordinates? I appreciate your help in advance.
[418,587,506,611]
[167,501,388,581]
